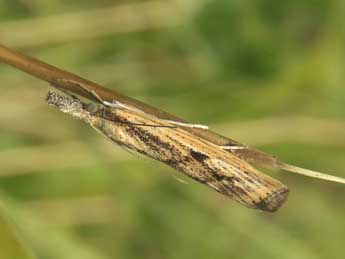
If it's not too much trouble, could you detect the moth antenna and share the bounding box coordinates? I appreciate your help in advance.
[221,145,246,150]
[160,119,209,130]
[279,163,345,184]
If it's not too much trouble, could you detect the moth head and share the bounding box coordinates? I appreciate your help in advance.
[46,91,85,118]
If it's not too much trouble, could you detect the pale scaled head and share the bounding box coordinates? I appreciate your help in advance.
[46,91,90,119]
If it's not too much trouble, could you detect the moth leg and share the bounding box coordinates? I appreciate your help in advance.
[86,89,124,109]
[53,78,123,109]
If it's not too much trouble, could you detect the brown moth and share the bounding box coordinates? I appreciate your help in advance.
[46,91,289,212]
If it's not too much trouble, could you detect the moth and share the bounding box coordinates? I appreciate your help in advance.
[46,88,345,212]
[47,90,290,212]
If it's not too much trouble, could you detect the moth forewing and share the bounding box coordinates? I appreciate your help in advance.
[47,91,289,212]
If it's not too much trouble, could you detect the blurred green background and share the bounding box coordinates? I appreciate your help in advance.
[0,0,345,258]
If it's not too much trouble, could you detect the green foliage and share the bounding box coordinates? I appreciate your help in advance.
[0,200,36,259]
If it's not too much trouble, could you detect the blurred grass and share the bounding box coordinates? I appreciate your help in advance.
[0,0,345,258]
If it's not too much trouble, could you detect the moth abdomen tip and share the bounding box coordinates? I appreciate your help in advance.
[254,187,289,212]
